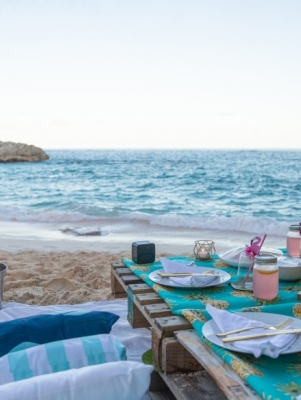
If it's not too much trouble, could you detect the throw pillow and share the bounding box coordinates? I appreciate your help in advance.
[0,311,119,357]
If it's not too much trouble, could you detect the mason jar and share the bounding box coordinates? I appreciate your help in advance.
[287,224,301,257]
[253,254,278,300]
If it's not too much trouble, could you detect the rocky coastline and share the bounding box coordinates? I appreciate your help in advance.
[0,141,49,162]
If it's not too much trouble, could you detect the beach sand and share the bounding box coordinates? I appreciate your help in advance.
[1,250,127,306]
[0,221,286,306]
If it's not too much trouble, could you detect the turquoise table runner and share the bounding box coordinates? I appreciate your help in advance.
[122,253,301,400]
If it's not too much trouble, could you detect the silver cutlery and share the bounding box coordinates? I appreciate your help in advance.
[216,317,293,337]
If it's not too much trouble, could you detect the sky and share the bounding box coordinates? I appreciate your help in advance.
[0,0,300,150]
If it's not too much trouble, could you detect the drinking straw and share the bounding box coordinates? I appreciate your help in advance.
[242,234,267,284]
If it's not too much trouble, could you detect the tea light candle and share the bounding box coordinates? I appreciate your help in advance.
[193,239,215,261]
[198,247,208,259]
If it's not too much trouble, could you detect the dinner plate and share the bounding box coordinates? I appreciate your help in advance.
[149,267,231,288]
[218,247,284,268]
[202,312,301,354]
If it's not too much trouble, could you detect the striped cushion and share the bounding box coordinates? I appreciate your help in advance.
[0,334,126,385]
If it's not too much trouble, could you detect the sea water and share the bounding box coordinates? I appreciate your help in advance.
[0,149,300,248]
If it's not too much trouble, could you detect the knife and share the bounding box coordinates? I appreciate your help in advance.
[222,328,301,343]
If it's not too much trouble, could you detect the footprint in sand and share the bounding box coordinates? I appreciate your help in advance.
[45,278,77,291]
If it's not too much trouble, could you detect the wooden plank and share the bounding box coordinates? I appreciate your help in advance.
[127,289,168,331]
[128,283,154,295]
[175,330,260,400]
[149,370,172,392]
[152,326,165,369]
[162,337,203,373]
[115,267,134,276]
[111,261,125,269]
[121,274,143,286]
[145,303,173,318]
[155,315,191,335]
[126,284,161,329]
[110,269,127,298]
[149,389,176,400]
[127,288,151,329]
[159,371,227,400]
[151,316,192,370]
[111,262,128,298]
[136,292,164,305]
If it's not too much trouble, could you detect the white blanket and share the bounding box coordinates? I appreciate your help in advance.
[0,300,152,400]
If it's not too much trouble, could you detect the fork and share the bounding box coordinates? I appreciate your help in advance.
[216,317,294,337]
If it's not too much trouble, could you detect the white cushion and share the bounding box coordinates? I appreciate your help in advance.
[0,361,153,400]
[0,334,126,385]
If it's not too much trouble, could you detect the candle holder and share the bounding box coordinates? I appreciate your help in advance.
[193,240,216,261]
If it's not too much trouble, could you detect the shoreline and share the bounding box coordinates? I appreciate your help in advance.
[0,220,286,254]
[0,221,286,307]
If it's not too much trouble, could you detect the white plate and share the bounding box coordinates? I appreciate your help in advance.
[149,267,231,288]
[218,247,284,268]
[203,312,301,354]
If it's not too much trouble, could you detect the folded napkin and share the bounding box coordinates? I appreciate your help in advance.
[159,258,219,287]
[206,304,297,358]
[277,257,301,267]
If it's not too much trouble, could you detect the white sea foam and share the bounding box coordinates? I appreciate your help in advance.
[0,205,290,237]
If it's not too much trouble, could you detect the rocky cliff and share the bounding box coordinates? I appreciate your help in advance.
[0,141,50,162]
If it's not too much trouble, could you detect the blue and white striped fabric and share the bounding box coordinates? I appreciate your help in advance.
[0,334,127,385]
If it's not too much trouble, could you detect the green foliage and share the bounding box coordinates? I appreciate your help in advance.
[142,349,161,372]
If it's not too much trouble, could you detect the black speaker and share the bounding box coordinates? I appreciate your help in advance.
[132,241,155,264]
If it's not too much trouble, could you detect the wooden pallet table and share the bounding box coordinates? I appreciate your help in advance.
[111,262,259,400]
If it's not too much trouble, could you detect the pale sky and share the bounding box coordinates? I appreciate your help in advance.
[0,0,300,149]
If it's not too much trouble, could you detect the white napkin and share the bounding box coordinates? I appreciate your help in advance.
[159,258,219,287]
[206,304,297,358]
[277,257,301,267]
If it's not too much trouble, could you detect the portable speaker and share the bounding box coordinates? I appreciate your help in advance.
[132,241,155,264]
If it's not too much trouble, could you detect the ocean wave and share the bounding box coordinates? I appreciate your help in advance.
[0,202,292,237]
[124,213,288,237]
[0,206,97,224]
[0,205,290,236]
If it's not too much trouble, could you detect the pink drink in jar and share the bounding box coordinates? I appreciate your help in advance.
[253,254,278,300]
[287,224,301,257]
[253,268,279,300]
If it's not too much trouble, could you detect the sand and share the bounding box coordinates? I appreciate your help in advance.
[0,222,286,307]
[1,250,128,306]
[0,246,188,306]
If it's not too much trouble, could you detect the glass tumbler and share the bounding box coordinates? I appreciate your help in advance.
[287,224,301,257]
[253,254,279,300]
[233,251,253,291]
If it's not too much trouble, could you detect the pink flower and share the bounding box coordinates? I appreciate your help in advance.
[245,245,255,258]
[245,236,262,258]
